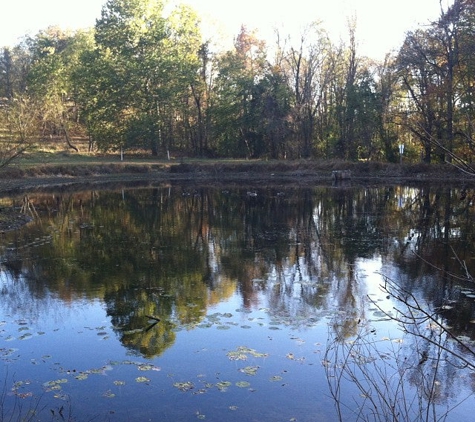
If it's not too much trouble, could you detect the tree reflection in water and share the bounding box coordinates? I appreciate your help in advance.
[0,183,474,421]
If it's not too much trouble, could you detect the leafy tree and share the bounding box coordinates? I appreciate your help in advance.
[80,0,202,155]
[397,0,475,165]
[25,27,93,150]
[211,26,268,157]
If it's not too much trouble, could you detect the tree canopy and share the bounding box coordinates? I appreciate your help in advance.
[0,0,474,164]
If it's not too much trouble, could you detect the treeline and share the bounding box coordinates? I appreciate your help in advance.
[0,0,474,163]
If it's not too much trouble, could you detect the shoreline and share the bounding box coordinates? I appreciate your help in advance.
[0,160,473,195]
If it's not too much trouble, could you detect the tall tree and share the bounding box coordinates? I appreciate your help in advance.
[81,0,202,155]
[211,26,268,158]
[26,27,93,150]
[279,23,333,158]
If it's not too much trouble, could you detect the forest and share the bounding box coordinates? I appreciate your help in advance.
[0,0,474,165]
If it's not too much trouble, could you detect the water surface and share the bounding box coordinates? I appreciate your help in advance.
[1,184,475,421]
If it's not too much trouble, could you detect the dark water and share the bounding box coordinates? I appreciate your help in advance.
[1,183,475,421]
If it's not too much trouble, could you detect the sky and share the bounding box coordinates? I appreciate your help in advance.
[1,0,454,60]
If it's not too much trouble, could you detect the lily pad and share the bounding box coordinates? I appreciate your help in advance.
[135,376,150,383]
[239,366,259,376]
[137,363,161,371]
[216,381,232,391]
[173,381,194,391]
[236,381,251,388]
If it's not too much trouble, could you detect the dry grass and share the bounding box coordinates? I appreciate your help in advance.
[0,148,472,193]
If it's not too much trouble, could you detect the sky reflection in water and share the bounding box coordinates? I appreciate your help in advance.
[1,185,475,421]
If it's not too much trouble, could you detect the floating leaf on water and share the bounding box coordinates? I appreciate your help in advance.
[44,379,68,388]
[229,406,238,411]
[269,375,283,382]
[135,377,150,383]
[227,351,248,361]
[75,373,88,381]
[1,348,17,357]
[240,325,252,329]
[239,366,259,376]
[103,390,115,398]
[19,333,32,340]
[97,332,108,336]
[53,392,68,400]
[268,326,280,330]
[173,381,194,392]
[235,381,250,388]
[14,391,33,399]
[222,313,233,318]
[196,413,206,420]
[113,380,126,386]
[216,325,231,330]
[12,380,24,389]
[137,363,161,371]
[216,381,232,391]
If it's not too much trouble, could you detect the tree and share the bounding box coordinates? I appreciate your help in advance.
[26,27,94,151]
[397,0,475,164]
[277,23,334,158]
[0,96,39,167]
[80,0,203,156]
[211,26,268,158]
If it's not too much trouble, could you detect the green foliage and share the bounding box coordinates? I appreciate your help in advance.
[0,0,475,164]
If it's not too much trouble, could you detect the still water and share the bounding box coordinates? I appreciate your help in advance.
[1,183,475,421]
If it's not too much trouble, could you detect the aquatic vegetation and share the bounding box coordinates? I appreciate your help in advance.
[226,346,268,361]
[239,365,259,376]
[235,381,251,388]
[173,381,194,391]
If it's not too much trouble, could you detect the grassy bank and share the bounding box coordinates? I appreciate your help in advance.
[0,151,473,194]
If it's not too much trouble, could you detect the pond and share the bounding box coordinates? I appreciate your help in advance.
[1,182,475,421]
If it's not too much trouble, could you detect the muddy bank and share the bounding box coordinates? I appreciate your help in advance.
[0,160,473,195]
